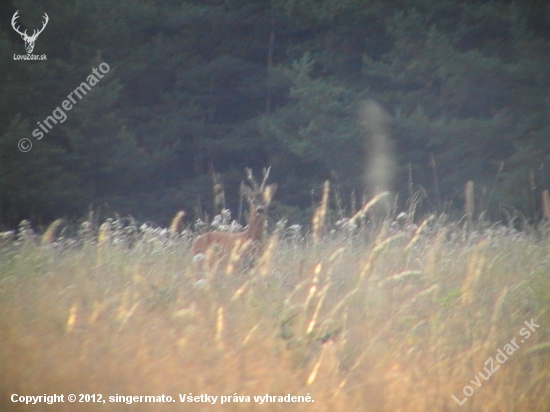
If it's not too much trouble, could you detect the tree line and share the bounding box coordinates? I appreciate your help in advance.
[1,0,549,228]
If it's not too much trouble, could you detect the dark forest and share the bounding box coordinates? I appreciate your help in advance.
[1,0,550,227]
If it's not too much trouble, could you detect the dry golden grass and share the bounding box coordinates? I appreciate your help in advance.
[0,217,549,411]
[312,181,330,245]
[169,211,186,237]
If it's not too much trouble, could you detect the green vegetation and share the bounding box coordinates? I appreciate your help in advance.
[1,213,549,411]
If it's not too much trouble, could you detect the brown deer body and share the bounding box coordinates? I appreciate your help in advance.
[191,167,277,261]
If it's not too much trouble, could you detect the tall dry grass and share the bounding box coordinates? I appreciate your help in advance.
[0,214,549,411]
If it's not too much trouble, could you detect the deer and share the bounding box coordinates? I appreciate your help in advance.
[191,167,277,266]
[11,11,49,54]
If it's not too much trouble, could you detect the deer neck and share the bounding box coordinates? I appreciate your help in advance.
[244,209,265,242]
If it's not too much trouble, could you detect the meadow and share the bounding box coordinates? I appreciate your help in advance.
[0,207,549,411]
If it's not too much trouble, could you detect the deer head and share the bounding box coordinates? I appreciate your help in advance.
[241,166,277,237]
[12,11,49,54]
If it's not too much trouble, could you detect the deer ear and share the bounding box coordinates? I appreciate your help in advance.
[263,184,277,203]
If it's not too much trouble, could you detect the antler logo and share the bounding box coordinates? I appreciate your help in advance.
[11,11,49,54]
